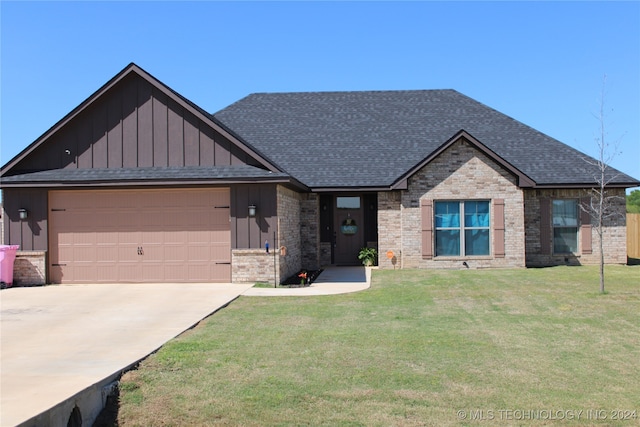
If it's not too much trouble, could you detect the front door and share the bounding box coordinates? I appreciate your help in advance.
[334,196,364,265]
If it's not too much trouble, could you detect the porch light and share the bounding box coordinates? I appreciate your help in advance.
[18,209,28,221]
[248,204,257,217]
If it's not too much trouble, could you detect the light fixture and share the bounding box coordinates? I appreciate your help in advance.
[248,204,257,217]
[19,209,28,221]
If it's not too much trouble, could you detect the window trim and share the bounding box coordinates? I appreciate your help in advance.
[434,200,491,257]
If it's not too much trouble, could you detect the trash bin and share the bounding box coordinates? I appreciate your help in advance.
[0,245,20,287]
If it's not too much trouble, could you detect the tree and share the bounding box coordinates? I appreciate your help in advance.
[627,189,640,214]
[580,75,625,294]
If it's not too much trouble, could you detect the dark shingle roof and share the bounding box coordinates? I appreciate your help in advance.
[0,165,292,186]
[213,90,639,189]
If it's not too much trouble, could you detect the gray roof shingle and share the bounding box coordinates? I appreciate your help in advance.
[213,90,639,189]
[0,165,292,186]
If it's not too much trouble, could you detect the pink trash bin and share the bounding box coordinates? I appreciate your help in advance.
[0,245,20,286]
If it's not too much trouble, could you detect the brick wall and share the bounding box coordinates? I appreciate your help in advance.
[231,249,279,284]
[379,139,526,270]
[12,251,47,286]
[524,188,627,266]
[378,191,403,269]
[300,193,320,269]
[277,185,303,282]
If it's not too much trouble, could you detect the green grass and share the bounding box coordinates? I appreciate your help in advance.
[118,266,640,426]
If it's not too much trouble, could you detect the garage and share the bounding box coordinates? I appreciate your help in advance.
[48,188,231,283]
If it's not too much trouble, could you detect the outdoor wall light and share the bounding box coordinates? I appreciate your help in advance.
[248,204,257,217]
[18,209,28,221]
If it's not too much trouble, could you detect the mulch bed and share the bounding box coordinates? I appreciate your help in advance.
[280,269,323,287]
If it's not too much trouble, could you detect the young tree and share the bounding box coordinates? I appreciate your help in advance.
[581,75,625,294]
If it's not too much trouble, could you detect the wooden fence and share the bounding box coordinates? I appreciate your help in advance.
[628,214,640,260]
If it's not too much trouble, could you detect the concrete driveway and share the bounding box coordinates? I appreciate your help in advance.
[0,282,252,427]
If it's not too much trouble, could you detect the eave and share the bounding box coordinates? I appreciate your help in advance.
[0,166,310,192]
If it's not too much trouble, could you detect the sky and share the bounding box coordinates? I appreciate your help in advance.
[1,1,639,191]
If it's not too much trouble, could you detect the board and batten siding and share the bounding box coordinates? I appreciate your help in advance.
[10,73,262,173]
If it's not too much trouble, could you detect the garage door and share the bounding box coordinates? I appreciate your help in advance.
[48,188,231,283]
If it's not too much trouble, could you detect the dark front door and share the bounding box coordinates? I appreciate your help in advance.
[334,196,364,265]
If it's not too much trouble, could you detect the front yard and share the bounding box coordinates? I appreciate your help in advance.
[117,266,639,426]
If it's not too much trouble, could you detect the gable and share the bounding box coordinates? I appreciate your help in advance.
[393,131,535,190]
[1,64,279,179]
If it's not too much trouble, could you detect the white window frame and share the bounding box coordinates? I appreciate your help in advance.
[434,200,491,257]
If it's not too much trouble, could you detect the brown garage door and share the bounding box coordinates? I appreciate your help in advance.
[48,188,231,283]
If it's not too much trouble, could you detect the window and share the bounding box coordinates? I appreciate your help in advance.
[552,199,578,253]
[336,197,360,209]
[435,201,490,256]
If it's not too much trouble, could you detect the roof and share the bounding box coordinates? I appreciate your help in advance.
[213,90,640,189]
[0,166,295,188]
[2,63,638,192]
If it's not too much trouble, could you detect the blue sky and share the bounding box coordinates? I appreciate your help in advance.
[1,1,639,189]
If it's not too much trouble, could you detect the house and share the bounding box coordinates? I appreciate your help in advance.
[1,63,638,285]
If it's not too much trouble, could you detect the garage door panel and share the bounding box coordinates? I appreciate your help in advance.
[141,264,164,282]
[73,245,96,262]
[210,229,231,241]
[186,265,212,282]
[49,188,231,283]
[163,232,185,245]
[165,245,187,262]
[187,245,210,262]
[211,243,231,262]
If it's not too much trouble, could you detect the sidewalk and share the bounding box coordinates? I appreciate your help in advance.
[243,266,372,296]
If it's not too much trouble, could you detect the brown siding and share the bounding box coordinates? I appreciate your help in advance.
[231,184,277,249]
[200,122,215,165]
[9,74,264,174]
[92,101,108,168]
[184,112,200,166]
[153,92,168,166]
[168,100,184,167]
[107,94,123,168]
[137,81,154,167]
[122,76,138,167]
[2,188,48,251]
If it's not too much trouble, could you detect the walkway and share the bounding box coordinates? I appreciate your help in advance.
[243,266,372,296]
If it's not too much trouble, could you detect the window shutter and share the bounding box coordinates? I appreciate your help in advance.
[421,199,433,259]
[539,198,551,255]
[493,199,505,258]
[580,197,593,254]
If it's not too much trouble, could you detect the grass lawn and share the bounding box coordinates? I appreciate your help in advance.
[117,266,639,426]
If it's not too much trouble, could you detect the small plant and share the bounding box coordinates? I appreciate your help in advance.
[298,271,308,285]
[358,247,378,266]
